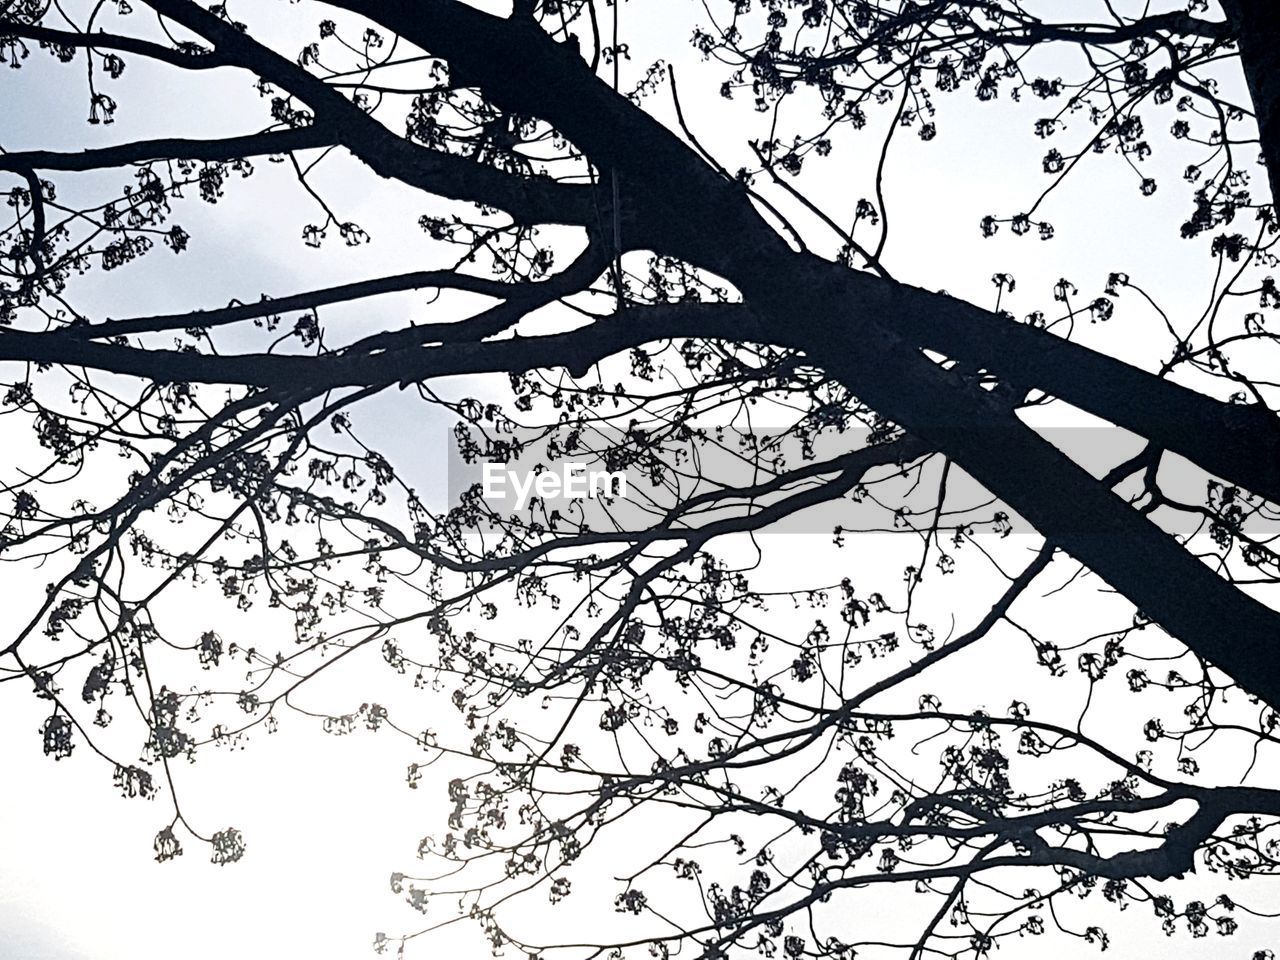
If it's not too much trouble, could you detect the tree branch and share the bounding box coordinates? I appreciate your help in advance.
[0,126,334,175]
[312,0,1280,507]
[137,0,608,229]
[70,238,606,341]
[0,302,758,387]
[1220,0,1280,207]
[0,19,230,69]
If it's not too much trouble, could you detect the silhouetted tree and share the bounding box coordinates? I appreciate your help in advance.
[3,1,1280,957]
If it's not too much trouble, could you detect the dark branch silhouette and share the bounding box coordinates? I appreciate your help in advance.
[3,1,1280,957]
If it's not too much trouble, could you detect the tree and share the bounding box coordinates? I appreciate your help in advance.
[3,0,1280,956]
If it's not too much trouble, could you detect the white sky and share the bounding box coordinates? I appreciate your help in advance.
[4,1,1279,958]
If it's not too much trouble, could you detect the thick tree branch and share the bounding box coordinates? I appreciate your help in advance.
[126,0,1280,515]
[834,266,1280,508]
[15,0,1279,708]
[315,0,1280,503]
[3,0,1268,711]
[964,10,1230,47]
[0,126,333,175]
[0,303,758,387]
[18,124,1275,513]
[771,282,1280,711]
[311,0,786,270]
[137,0,607,229]
[1220,0,1280,207]
[303,0,1280,704]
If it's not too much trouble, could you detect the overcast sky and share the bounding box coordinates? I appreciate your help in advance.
[4,1,1279,958]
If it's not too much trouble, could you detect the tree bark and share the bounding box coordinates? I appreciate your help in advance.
[1221,0,1280,208]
